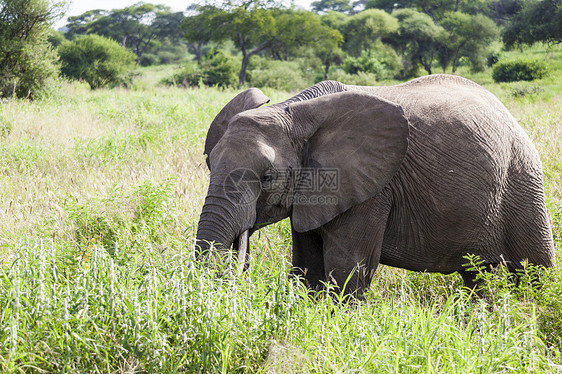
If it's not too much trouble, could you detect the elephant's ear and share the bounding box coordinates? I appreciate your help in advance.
[290,91,409,232]
[204,88,270,169]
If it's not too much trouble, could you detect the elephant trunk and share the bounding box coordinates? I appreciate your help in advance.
[195,178,256,262]
[196,196,237,255]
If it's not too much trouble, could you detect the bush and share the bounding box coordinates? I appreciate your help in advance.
[157,51,179,65]
[342,47,400,80]
[248,59,311,91]
[486,51,501,67]
[59,34,137,89]
[492,59,548,83]
[139,53,158,67]
[0,0,63,99]
[162,50,237,88]
[328,69,379,85]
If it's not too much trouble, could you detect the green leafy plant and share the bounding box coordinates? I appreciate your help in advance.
[59,34,137,89]
[0,0,63,99]
[65,179,175,258]
[328,69,379,85]
[492,59,548,83]
[509,84,544,98]
[248,59,311,91]
[162,49,237,88]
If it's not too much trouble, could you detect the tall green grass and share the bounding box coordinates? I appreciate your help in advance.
[2,241,560,372]
[0,45,561,372]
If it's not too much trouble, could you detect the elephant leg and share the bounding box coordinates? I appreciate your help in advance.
[290,223,325,291]
[459,270,479,290]
[319,192,392,298]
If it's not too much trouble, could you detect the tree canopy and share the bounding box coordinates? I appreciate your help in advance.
[0,0,64,98]
[503,0,562,48]
[311,0,353,14]
[183,3,342,87]
[66,3,186,62]
[56,0,556,88]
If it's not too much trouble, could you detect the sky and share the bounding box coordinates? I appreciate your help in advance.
[55,0,313,28]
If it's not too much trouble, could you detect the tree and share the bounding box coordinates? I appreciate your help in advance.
[183,3,342,88]
[438,12,499,72]
[183,5,226,64]
[59,34,136,89]
[65,4,184,62]
[311,0,353,14]
[320,10,349,29]
[503,0,562,48]
[66,9,107,37]
[390,8,445,75]
[365,0,404,13]
[226,6,277,88]
[342,9,398,56]
[0,0,64,98]
[486,0,523,25]
[366,0,457,22]
[273,11,344,78]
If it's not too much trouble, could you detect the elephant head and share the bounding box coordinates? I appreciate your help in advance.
[195,84,410,263]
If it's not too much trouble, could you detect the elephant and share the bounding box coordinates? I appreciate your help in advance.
[196,74,555,296]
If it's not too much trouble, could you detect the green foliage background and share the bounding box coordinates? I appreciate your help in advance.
[0,0,63,98]
[59,34,137,89]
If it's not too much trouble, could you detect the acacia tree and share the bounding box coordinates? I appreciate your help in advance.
[66,4,183,62]
[438,12,498,72]
[0,0,64,98]
[342,9,398,56]
[366,0,458,23]
[311,0,353,14]
[390,9,445,75]
[272,10,343,79]
[503,0,562,48]
[183,3,342,88]
[183,5,225,64]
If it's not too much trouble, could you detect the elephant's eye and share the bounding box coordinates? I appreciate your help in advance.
[262,172,274,183]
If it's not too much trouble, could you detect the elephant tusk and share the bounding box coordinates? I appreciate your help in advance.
[237,229,249,274]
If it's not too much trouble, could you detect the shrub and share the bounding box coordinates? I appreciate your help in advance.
[328,69,379,85]
[139,53,158,67]
[509,84,543,98]
[59,34,137,89]
[492,59,548,83]
[249,59,311,91]
[343,53,385,76]
[157,51,179,65]
[0,0,63,99]
[342,47,400,80]
[162,50,237,88]
[486,51,501,67]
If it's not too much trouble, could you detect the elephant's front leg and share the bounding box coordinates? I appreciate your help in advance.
[290,223,325,291]
[319,193,392,298]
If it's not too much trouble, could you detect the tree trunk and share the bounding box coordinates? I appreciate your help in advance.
[236,33,271,89]
[137,33,156,62]
[238,52,250,89]
[196,41,203,65]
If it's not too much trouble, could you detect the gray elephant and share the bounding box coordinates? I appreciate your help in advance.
[196,74,554,296]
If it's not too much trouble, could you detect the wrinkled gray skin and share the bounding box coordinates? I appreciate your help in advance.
[196,75,555,296]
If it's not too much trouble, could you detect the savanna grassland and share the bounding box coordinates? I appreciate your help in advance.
[0,46,561,372]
